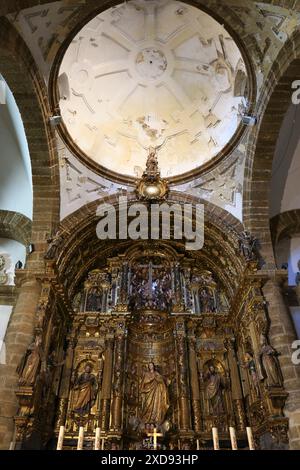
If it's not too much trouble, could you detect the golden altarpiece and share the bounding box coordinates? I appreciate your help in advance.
[13,239,289,450]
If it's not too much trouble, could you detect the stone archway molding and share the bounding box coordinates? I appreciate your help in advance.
[0,210,31,246]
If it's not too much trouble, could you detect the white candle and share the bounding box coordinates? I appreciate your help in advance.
[56,425,65,450]
[9,441,15,450]
[212,427,219,450]
[95,427,101,450]
[101,438,105,450]
[246,427,255,450]
[77,426,84,450]
[196,439,200,450]
[229,427,238,450]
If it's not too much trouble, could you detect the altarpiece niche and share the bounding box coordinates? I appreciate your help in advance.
[14,243,288,450]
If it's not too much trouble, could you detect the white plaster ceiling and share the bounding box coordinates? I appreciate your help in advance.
[58,0,248,179]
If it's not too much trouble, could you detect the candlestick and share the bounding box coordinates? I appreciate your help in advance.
[77,426,84,450]
[95,427,101,450]
[212,427,219,450]
[229,427,238,450]
[246,427,255,450]
[56,425,65,450]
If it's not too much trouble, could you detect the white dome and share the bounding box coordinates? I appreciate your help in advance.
[59,0,248,179]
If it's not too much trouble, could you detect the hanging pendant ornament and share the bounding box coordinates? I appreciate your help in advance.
[135,147,169,201]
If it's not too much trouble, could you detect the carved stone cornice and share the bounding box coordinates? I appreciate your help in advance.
[0,285,17,304]
[249,269,288,286]
[14,269,43,289]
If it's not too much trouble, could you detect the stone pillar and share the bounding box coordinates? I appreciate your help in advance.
[263,276,300,449]
[100,337,114,431]
[0,275,41,449]
[187,334,201,432]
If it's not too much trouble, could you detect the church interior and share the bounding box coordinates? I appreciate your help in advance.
[0,0,300,451]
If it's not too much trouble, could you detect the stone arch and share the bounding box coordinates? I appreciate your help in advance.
[0,18,60,255]
[243,30,300,265]
[0,210,31,246]
[270,209,300,286]
[270,210,300,247]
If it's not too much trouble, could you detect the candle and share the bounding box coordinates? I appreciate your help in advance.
[196,439,200,450]
[95,427,101,450]
[246,427,255,450]
[212,427,219,450]
[229,427,238,450]
[77,426,84,450]
[101,438,105,450]
[56,425,65,450]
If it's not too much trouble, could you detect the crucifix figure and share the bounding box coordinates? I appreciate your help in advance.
[146,427,163,450]
[139,260,163,298]
[129,258,172,310]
